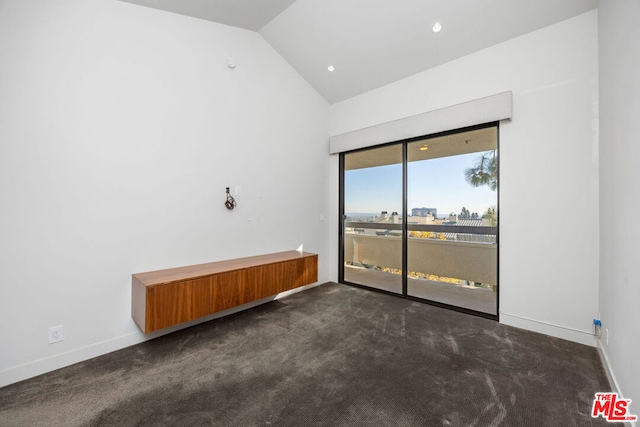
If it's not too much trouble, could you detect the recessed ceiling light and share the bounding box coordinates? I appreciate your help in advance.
[327,65,335,72]
[432,22,442,33]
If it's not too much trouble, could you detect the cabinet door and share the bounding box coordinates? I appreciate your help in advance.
[277,259,305,292]
[247,259,311,298]
[247,263,281,300]
[146,277,210,333]
[273,257,318,293]
[211,269,249,313]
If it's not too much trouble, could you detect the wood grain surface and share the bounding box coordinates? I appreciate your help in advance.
[132,251,318,333]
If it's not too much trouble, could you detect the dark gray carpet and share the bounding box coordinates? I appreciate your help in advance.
[0,282,616,426]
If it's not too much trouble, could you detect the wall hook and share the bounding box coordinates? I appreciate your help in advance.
[225,187,237,210]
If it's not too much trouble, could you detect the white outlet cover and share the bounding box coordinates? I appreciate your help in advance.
[49,325,64,343]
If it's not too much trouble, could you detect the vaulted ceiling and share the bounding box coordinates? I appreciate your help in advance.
[118,0,598,104]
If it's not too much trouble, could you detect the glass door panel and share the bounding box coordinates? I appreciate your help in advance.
[407,127,498,315]
[343,144,403,294]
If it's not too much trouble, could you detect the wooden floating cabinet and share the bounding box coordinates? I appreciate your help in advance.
[132,251,318,333]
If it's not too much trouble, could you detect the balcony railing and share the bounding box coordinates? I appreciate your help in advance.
[344,222,497,286]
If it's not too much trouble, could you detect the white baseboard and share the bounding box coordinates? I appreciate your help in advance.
[500,312,597,347]
[596,342,637,427]
[0,281,324,388]
[500,314,639,425]
[0,331,146,389]
[597,343,622,393]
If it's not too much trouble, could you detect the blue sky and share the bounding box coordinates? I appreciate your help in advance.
[345,152,496,217]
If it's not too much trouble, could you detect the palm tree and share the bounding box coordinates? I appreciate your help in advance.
[464,150,497,191]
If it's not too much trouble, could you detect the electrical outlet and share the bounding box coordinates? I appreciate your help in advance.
[49,325,64,344]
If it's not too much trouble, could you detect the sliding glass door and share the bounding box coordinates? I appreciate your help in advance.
[342,144,403,294]
[340,124,498,317]
[406,127,498,315]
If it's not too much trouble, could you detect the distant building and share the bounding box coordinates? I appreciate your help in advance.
[376,211,400,224]
[411,207,437,218]
[445,213,458,224]
[407,213,436,225]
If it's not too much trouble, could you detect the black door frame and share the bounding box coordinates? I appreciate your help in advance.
[338,121,500,321]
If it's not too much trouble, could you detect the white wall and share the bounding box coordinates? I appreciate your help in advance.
[0,0,330,387]
[329,11,599,346]
[598,0,640,407]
